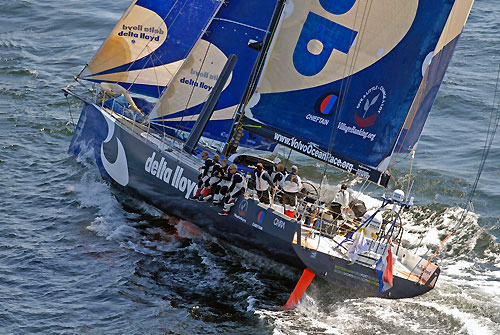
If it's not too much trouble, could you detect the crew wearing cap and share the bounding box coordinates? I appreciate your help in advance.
[253,163,274,205]
[280,165,302,219]
[270,157,283,182]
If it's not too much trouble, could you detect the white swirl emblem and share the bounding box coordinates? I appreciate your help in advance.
[100,111,129,186]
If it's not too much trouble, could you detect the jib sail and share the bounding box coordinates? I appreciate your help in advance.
[80,0,223,98]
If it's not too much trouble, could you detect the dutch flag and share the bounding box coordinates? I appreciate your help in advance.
[375,244,394,293]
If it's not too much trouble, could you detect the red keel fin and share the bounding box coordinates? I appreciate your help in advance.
[282,268,315,310]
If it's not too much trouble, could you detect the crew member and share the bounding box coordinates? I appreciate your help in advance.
[333,184,351,219]
[272,163,285,187]
[192,151,213,200]
[253,163,274,205]
[199,154,221,201]
[219,164,246,216]
[212,159,229,205]
[280,165,302,219]
[270,157,284,182]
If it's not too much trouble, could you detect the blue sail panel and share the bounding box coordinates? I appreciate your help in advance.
[82,0,223,97]
[395,34,461,154]
[248,0,455,170]
[394,0,474,154]
[150,0,279,150]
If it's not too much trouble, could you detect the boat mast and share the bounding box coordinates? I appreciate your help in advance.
[223,0,286,156]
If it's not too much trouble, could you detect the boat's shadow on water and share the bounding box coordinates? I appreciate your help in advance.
[111,194,366,322]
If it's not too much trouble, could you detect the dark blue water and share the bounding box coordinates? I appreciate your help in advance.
[1,1,499,334]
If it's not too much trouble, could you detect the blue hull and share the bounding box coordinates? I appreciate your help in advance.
[69,102,438,299]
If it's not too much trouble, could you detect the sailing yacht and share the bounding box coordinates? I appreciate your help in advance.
[64,0,475,306]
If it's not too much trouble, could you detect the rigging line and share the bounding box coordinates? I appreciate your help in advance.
[318,0,374,194]
[421,65,500,273]
[117,1,191,99]
[65,95,76,131]
[327,0,372,153]
[223,0,285,156]
[318,0,374,209]
[241,1,284,109]
[452,64,500,233]
[322,1,375,195]
[386,66,430,173]
[405,151,415,196]
[127,44,174,98]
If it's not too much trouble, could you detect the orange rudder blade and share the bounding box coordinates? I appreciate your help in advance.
[282,268,315,310]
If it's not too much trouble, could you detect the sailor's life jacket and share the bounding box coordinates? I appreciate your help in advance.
[271,171,284,185]
[201,158,214,178]
[218,165,231,187]
[208,162,222,185]
[228,172,246,197]
[281,173,302,194]
[254,170,274,191]
[333,189,350,209]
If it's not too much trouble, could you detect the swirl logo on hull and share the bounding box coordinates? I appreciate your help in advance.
[100,111,129,186]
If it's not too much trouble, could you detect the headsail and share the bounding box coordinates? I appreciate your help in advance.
[80,0,223,98]
[242,0,458,185]
[148,0,280,150]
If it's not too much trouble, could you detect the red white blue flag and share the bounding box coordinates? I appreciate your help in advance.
[375,244,394,293]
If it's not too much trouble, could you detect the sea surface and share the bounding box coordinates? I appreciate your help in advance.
[1,1,499,334]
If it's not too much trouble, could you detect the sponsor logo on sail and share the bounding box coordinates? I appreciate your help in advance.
[273,132,354,173]
[117,24,165,42]
[354,85,386,128]
[292,1,358,76]
[317,93,338,116]
[306,93,340,126]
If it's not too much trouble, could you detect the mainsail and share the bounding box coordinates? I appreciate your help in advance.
[80,0,223,98]
[148,0,280,150]
[242,0,462,185]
